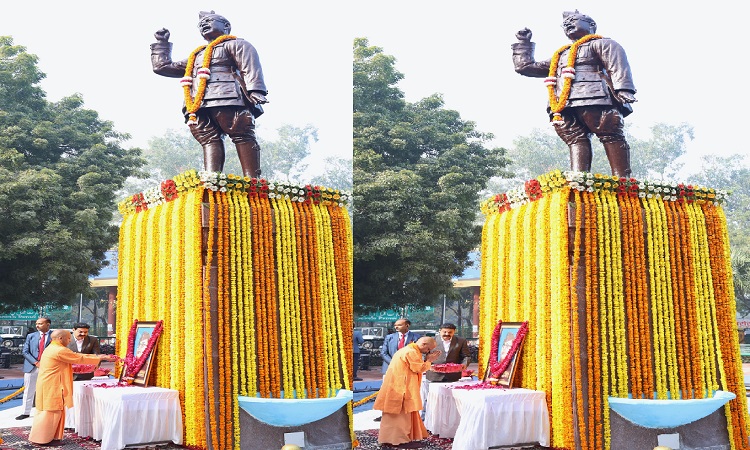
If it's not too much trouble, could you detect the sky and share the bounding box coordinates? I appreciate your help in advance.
[2,1,748,183]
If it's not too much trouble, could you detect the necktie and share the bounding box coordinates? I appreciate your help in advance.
[398,333,406,350]
[38,333,46,359]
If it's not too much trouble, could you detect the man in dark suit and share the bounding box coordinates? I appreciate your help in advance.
[421,323,472,418]
[380,318,421,374]
[16,317,52,420]
[68,322,101,381]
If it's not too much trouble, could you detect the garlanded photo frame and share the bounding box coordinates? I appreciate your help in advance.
[485,321,529,388]
[122,320,164,387]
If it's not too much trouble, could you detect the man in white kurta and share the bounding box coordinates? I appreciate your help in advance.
[28,329,115,445]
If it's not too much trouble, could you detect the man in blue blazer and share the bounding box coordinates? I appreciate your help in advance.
[16,317,52,420]
[380,318,421,374]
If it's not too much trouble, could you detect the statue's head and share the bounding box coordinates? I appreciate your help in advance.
[561,10,596,40]
[198,10,231,41]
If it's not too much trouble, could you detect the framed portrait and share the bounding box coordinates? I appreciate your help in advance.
[132,321,160,387]
[485,321,527,388]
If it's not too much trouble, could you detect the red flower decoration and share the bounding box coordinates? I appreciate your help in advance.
[487,320,529,379]
[161,179,178,202]
[121,319,164,378]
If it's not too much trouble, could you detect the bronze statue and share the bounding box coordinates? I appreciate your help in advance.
[512,10,636,177]
[151,11,268,177]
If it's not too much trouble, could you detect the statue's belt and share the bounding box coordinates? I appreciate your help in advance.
[565,64,602,73]
[201,66,235,73]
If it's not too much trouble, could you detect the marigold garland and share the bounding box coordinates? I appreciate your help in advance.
[182,35,237,125]
[546,34,603,123]
[570,190,588,450]
[479,172,745,450]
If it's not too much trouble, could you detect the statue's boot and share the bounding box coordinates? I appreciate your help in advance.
[569,141,593,173]
[603,141,632,178]
[203,141,226,173]
[236,141,262,178]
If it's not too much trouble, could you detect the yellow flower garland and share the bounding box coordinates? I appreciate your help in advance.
[182,34,237,124]
[115,178,353,449]
[546,34,603,122]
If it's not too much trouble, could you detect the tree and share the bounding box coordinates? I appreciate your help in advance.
[353,37,510,312]
[120,124,345,196]
[0,37,144,313]
[484,122,694,196]
[310,155,352,192]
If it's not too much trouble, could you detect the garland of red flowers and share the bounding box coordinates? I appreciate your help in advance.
[455,320,529,391]
[122,319,164,378]
[488,320,529,379]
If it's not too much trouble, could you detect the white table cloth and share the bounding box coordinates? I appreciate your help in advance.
[450,387,550,450]
[423,379,478,438]
[66,378,119,433]
[74,385,183,450]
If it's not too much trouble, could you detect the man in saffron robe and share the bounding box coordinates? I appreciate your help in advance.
[28,330,116,445]
[374,337,441,448]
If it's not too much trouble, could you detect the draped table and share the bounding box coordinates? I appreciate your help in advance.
[423,379,477,438]
[65,378,119,434]
[424,380,549,450]
[72,383,183,450]
[451,386,549,450]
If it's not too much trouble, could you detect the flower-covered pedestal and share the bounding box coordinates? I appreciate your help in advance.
[477,170,747,450]
[116,170,354,450]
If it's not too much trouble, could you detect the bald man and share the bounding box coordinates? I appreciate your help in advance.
[29,330,116,445]
[373,337,441,448]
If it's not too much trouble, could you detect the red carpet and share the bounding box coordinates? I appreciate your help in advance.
[2,426,553,449]
[0,427,184,449]
[353,429,551,449]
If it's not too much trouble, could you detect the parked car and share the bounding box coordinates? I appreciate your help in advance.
[410,329,438,337]
[0,325,27,350]
[355,326,387,350]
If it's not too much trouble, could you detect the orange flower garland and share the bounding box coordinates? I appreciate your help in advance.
[631,194,654,398]
[535,197,552,400]
[570,190,588,450]
[583,191,601,449]
[116,176,353,450]
[703,204,750,450]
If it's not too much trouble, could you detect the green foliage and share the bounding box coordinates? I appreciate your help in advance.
[310,155,352,192]
[120,124,351,196]
[484,122,693,197]
[691,154,750,315]
[353,38,510,312]
[0,37,144,313]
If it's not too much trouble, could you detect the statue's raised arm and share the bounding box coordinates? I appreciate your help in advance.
[510,10,636,178]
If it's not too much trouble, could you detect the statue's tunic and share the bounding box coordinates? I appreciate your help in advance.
[511,38,636,116]
[150,38,267,118]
